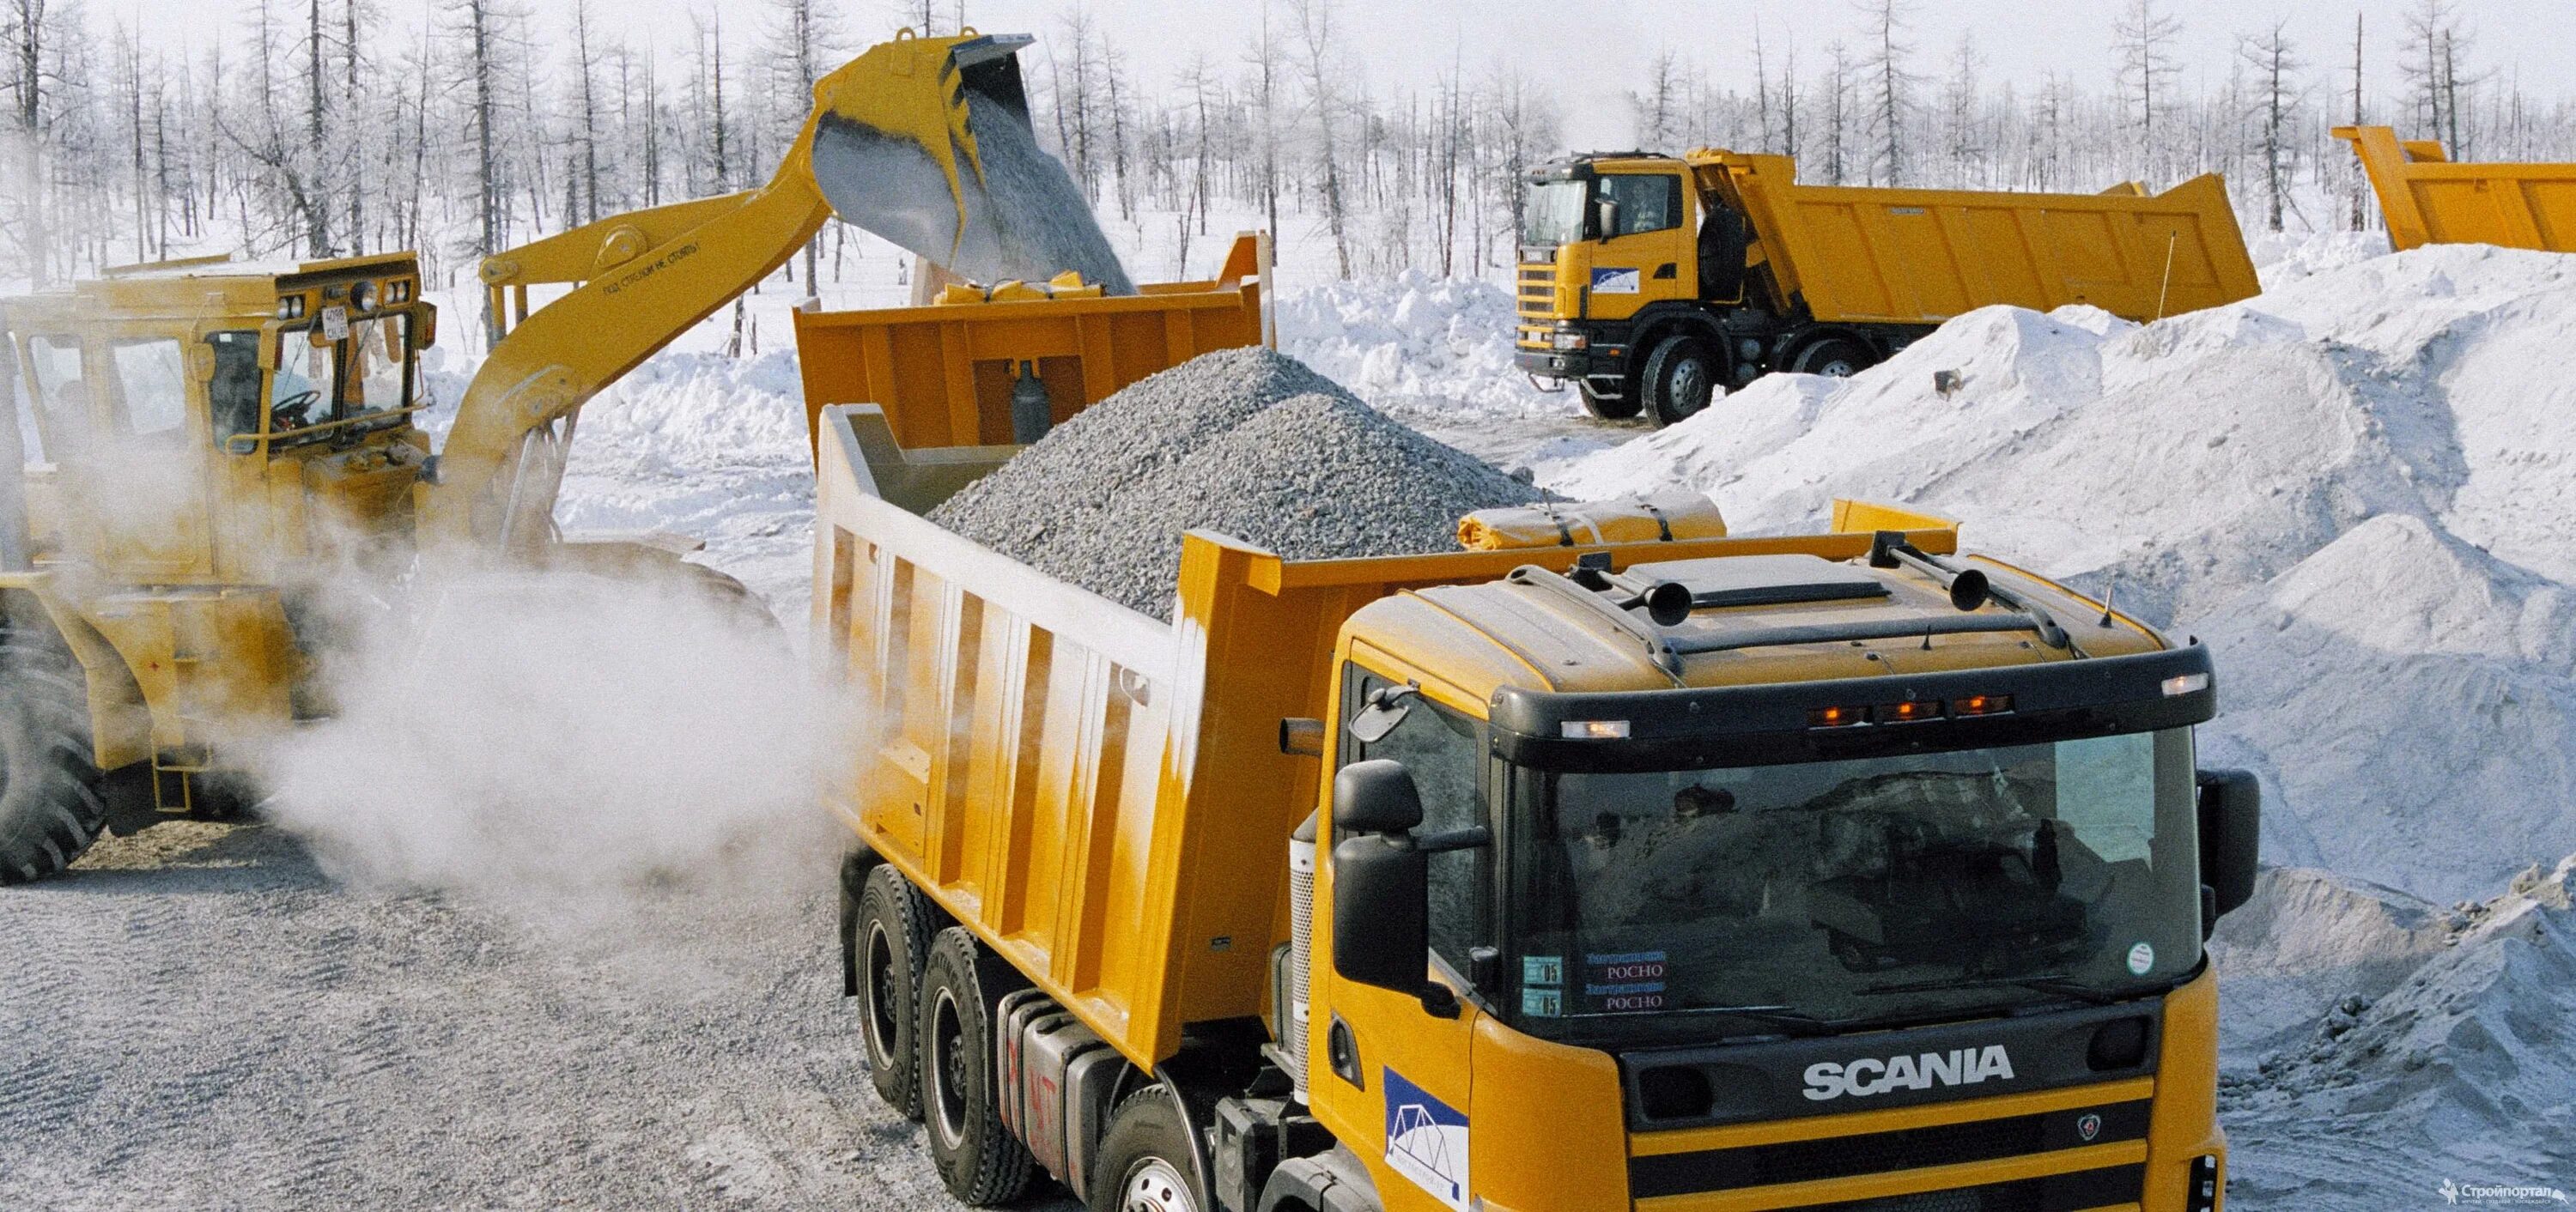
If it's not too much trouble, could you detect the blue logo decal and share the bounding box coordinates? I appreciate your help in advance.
[1382,1067,1471,1211]
[1590,266,1642,294]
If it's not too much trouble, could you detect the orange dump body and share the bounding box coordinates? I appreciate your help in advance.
[793,233,1271,456]
[2337,124,2576,252]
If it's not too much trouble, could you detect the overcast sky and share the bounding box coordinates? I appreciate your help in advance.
[109,0,2574,148]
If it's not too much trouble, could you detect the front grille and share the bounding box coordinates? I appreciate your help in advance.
[1516,264,1558,320]
[1629,1100,2148,1198]
[1795,1162,2144,1212]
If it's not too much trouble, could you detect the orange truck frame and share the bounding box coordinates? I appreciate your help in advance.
[816,402,2262,1212]
[2336,124,2576,253]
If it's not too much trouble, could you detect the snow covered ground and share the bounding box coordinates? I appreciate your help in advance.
[12,223,2576,1208]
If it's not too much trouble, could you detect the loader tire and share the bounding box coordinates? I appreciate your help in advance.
[857,865,936,1120]
[1089,1085,1207,1212]
[919,927,1036,1206]
[1641,336,1722,427]
[0,630,108,884]
[1576,379,1643,421]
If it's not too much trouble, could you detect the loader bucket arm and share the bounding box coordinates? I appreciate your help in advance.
[425,30,1127,553]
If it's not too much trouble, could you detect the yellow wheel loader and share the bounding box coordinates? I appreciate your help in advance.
[0,28,1152,882]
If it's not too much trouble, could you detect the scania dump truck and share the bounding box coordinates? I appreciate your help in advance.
[2336,124,2576,254]
[1516,149,2261,426]
[821,407,2261,1212]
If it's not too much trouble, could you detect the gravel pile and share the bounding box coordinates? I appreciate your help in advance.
[928,348,1540,618]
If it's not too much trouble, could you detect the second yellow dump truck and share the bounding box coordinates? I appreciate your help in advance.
[1517,149,2261,425]
[821,407,2260,1212]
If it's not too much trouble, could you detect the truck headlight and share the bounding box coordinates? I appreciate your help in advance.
[1552,331,1589,350]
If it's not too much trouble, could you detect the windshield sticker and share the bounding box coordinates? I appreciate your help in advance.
[1382,1068,1471,1212]
[1522,954,1565,1016]
[1590,266,1641,294]
[2127,942,2156,976]
[1583,950,1668,1011]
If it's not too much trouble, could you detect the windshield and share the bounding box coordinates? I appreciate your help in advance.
[1522,179,1590,246]
[1509,730,2201,1038]
[266,313,413,447]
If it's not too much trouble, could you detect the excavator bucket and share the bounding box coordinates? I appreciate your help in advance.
[808,32,1134,294]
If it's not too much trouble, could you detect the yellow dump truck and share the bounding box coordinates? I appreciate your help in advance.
[821,407,2261,1212]
[1517,150,2261,425]
[2335,124,2576,254]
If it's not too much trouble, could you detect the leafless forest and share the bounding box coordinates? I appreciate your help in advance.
[0,0,2557,292]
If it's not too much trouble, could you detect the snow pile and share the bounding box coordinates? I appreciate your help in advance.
[2214,857,2576,1201]
[1548,245,2576,904]
[1278,271,1571,421]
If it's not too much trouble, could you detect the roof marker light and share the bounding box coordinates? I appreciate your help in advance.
[2162,672,2210,698]
[1561,719,1631,739]
[1879,700,1941,723]
[1807,706,1868,729]
[1952,694,2014,717]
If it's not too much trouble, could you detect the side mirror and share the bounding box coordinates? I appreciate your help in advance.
[1334,759,1421,834]
[1594,197,1620,240]
[1330,760,1455,1017]
[416,300,439,349]
[2196,768,2261,918]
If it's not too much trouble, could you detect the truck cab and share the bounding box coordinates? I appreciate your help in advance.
[1288,542,2250,1212]
[1515,153,1783,427]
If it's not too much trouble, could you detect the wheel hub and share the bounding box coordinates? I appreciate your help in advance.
[864,923,900,1064]
[929,987,969,1148]
[1121,1158,1198,1212]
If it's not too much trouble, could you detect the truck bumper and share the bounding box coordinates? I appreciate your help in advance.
[1516,346,1626,382]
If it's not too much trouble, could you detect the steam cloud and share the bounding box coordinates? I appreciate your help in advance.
[254,565,851,924]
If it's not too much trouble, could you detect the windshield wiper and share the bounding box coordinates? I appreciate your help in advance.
[1858,973,2126,1006]
[1680,1003,1844,1036]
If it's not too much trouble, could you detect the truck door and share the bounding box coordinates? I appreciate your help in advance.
[1584,170,1694,322]
[1311,666,1493,1212]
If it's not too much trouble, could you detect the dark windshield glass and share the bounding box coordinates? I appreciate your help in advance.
[1522,180,1590,246]
[1509,730,2200,1037]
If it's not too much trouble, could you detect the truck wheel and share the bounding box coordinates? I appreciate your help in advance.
[1575,379,1642,421]
[1792,336,1875,379]
[857,865,935,1120]
[1640,336,1722,427]
[0,630,108,884]
[919,927,1036,1206]
[1089,1086,1206,1212]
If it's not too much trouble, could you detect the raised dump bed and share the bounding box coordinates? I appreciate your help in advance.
[793,233,1272,455]
[1698,149,2262,324]
[2336,124,2576,252]
[812,402,1959,1069]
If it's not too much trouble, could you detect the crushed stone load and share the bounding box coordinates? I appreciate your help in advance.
[928,347,1540,618]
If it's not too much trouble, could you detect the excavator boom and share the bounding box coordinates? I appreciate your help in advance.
[426,30,1122,552]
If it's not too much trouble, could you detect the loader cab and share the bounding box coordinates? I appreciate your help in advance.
[3,255,438,585]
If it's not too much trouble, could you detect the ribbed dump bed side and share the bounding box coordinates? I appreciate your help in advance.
[2336,124,2576,253]
[1698,150,2261,324]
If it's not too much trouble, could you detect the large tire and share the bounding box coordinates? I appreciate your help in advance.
[1574,379,1642,421]
[0,629,108,884]
[1792,336,1875,379]
[856,865,936,1120]
[1639,336,1722,427]
[919,927,1036,1206]
[1089,1086,1207,1212]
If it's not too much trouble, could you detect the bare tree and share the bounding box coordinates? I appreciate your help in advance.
[1630,51,1681,149]
[1856,0,1917,185]
[2238,21,2300,232]
[1286,0,1350,278]
[2113,0,2182,166]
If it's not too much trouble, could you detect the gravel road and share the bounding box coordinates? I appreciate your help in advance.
[0,815,1083,1211]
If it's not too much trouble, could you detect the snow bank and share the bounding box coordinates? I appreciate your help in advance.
[1548,244,2576,905]
[2215,857,2576,1203]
